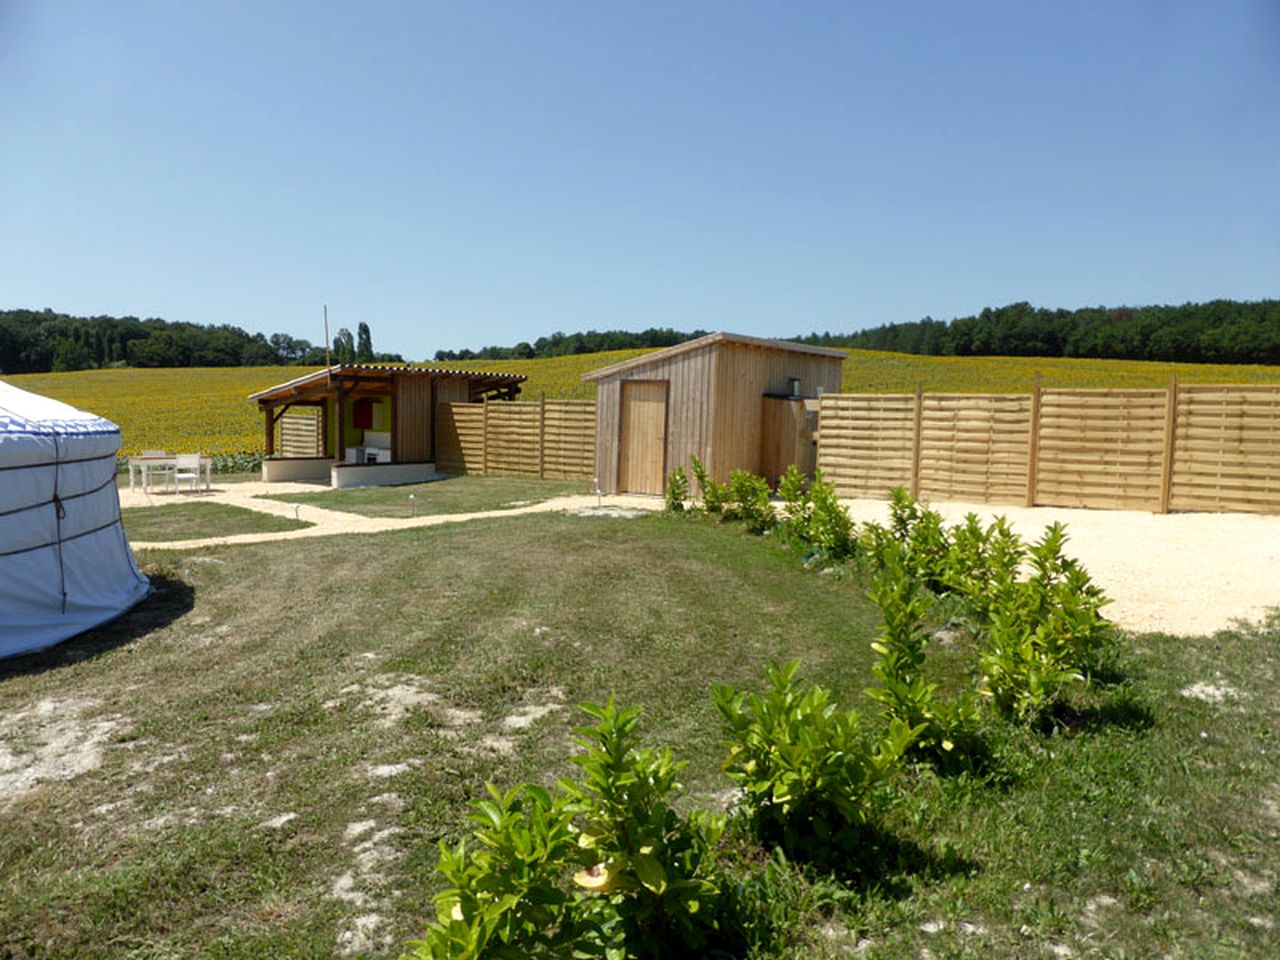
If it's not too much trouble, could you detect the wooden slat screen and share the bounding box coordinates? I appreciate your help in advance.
[434,400,596,480]
[918,394,1031,503]
[279,410,323,458]
[816,394,916,497]
[816,384,1280,515]
[1169,385,1280,514]
[1034,390,1165,510]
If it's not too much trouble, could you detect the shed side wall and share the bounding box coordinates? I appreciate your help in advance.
[711,344,843,481]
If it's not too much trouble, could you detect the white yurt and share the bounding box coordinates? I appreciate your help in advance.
[0,380,150,658]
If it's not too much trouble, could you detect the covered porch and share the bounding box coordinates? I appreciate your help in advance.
[248,364,526,488]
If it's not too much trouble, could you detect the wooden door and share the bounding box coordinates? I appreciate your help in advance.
[618,380,668,494]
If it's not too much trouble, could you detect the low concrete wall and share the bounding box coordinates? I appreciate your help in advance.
[263,457,332,483]
[331,462,439,489]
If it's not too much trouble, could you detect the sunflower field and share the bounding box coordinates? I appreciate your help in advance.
[9,348,1280,461]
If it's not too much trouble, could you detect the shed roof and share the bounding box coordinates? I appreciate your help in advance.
[580,332,846,382]
[249,364,526,406]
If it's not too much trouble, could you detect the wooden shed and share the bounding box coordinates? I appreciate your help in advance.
[249,364,525,488]
[582,332,845,494]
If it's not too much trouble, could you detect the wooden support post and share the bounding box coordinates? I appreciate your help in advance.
[482,396,490,476]
[538,393,547,479]
[263,407,276,457]
[1025,373,1042,507]
[910,382,924,498]
[1159,374,1179,513]
[336,386,347,463]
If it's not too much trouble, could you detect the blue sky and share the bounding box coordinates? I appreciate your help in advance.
[2,1,1277,360]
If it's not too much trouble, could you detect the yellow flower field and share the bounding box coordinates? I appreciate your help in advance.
[8,348,1280,457]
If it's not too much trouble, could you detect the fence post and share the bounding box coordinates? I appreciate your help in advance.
[1025,373,1042,507]
[1159,375,1179,513]
[910,383,924,498]
[482,396,490,476]
[539,393,547,479]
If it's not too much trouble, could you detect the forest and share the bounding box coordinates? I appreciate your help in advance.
[431,327,709,361]
[0,309,401,374]
[795,299,1280,365]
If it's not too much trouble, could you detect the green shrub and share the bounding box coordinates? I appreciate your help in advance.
[406,783,580,959]
[562,698,726,958]
[664,466,689,512]
[689,455,728,514]
[866,548,981,763]
[774,466,856,562]
[714,660,920,865]
[405,699,726,960]
[723,469,776,534]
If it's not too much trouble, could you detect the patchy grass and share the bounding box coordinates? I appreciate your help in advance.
[259,474,592,518]
[0,515,1277,959]
[121,502,312,541]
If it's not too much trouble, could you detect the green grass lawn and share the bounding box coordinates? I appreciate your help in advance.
[0,514,1276,959]
[258,473,592,518]
[121,502,312,541]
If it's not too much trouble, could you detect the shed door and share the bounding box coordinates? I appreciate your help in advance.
[618,380,668,494]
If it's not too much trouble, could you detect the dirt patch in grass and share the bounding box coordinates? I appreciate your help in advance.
[0,697,125,807]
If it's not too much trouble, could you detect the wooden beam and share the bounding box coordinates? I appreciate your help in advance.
[1025,373,1042,507]
[538,392,547,479]
[910,382,924,498]
[1159,374,1179,513]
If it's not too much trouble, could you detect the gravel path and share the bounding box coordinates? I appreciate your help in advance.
[119,483,1280,637]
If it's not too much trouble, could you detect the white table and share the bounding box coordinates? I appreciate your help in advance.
[127,455,213,492]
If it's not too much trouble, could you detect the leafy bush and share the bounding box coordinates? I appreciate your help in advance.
[866,547,980,762]
[714,661,920,865]
[722,469,776,534]
[405,699,726,960]
[774,466,856,562]
[664,466,689,512]
[689,455,728,514]
[562,698,726,958]
[408,783,580,959]
[976,523,1115,721]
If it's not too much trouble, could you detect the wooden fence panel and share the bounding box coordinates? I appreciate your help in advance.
[543,401,597,479]
[1169,385,1280,513]
[1035,390,1165,510]
[817,394,915,497]
[279,410,323,457]
[435,403,485,474]
[918,394,1031,503]
[434,400,596,480]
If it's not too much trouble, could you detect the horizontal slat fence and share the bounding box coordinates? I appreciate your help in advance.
[279,410,323,458]
[1170,385,1280,514]
[1035,389,1165,510]
[919,394,1032,503]
[434,398,596,480]
[818,383,1280,515]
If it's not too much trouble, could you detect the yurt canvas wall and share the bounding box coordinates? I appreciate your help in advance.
[0,380,150,658]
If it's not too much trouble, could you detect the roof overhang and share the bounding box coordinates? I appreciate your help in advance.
[580,331,847,382]
[249,364,526,407]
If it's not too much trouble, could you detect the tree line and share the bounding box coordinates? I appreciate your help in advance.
[432,327,709,361]
[0,309,402,374]
[793,299,1280,365]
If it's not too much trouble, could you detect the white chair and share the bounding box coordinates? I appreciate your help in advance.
[140,450,173,491]
[172,454,203,493]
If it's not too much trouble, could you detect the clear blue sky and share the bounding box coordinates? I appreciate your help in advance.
[2,1,1277,360]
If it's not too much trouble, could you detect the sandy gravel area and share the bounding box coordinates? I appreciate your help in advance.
[841,498,1280,637]
[118,482,1280,637]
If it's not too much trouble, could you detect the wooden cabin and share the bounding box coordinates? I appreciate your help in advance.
[249,364,525,488]
[582,332,845,495]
